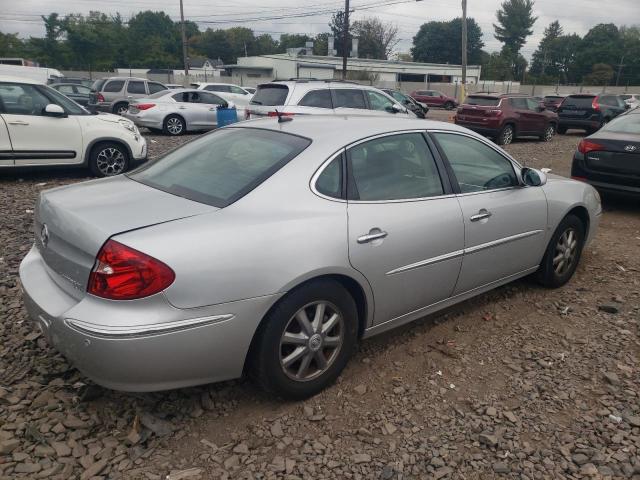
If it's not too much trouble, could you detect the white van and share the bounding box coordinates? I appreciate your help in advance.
[0,64,64,84]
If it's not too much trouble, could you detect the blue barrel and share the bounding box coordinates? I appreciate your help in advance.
[216,107,238,127]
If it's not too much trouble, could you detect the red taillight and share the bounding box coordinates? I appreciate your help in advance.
[267,111,295,117]
[592,97,600,111]
[488,109,503,117]
[577,139,604,154]
[135,103,155,110]
[87,240,175,300]
[97,93,105,103]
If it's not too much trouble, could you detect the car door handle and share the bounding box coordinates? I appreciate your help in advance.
[178,106,186,109]
[357,230,388,244]
[470,209,492,222]
[7,120,29,126]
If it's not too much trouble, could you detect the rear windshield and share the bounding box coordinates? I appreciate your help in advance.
[130,128,311,207]
[563,96,595,108]
[250,85,289,106]
[619,95,631,100]
[544,96,563,100]
[464,96,500,106]
[601,114,640,135]
[91,79,106,92]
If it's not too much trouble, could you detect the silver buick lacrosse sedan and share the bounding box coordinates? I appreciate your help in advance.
[20,115,601,399]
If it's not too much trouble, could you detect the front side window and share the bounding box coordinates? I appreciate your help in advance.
[230,86,247,94]
[298,90,332,109]
[365,90,395,111]
[333,89,366,109]
[347,133,444,201]
[198,92,226,105]
[75,85,91,94]
[205,85,230,93]
[131,128,311,207]
[172,92,190,102]
[0,83,50,115]
[127,81,146,94]
[148,82,167,94]
[103,80,124,93]
[57,85,75,94]
[433,133,518,193]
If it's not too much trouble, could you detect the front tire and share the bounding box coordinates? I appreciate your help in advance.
[113,102,129,116]
[536,214,585,288]
[89,142,130,177]
[496,124,515,145]
[163,115,185,136]
[540,124,555,142]
[249,280,358,400]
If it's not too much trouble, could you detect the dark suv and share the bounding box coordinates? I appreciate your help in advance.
[454,93,558,145]
[557,94,628,134]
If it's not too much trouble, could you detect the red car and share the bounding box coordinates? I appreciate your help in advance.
[454,93,559,145]
[543,94,566,112]
[410,90,459,110]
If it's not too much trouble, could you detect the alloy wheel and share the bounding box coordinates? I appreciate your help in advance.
[544,125,555,141]
[502,126,514,145]
[96,147,126,176]
[553,228,578,276]
[116,105,128,115]
[166,117,184,135]
[279,301,344,382]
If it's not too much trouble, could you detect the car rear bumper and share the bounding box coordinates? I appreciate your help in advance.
[19,245,280,392]
[123,112,163,130]
[454,120,500,136]
[558,118,600,129]
[88,103,112,113]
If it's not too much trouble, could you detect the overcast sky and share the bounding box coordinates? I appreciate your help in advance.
[1,0,638,60]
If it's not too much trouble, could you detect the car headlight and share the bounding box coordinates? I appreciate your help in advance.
[118,119,138,134]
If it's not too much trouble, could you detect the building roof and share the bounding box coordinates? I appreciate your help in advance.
[189,57,224,68]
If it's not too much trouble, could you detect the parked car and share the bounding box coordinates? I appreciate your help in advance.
[454,93,558,145]
[49,77,93,88]
[165,83,185,89]
[244,87,257,94]
[557,94,628,134]
[410,89,458,110]
[246,80,414,119]
[88,77,168,115]
[192,82,254,106]
[123,88,244,135]
[19,115,601,399]
[620,93,640,110]
[543,94,565,112]
[571,108,640,196]
[0,76,146,176]
[381,88,429,118]
[50,83,91,106]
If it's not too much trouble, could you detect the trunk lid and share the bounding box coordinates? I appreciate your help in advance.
[459,97,502,118]
[582,134,640,186]
[35,175,217,300]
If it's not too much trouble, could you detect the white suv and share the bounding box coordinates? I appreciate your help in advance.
[192,82,253,107]
[0,76,147,176]
[246,80,414,119]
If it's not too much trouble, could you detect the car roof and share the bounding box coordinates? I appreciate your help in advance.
[233,115,474,146]
[102,76,147,81]
[51,82,88,86]
[0,75,43,85]
[259,80,369,89]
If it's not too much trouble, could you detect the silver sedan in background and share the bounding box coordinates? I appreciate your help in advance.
[123,88,245,135]
[20,116,601,399]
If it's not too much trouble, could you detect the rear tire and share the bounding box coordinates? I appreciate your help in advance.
[89,142,130,177]
[557,125,568,134]
[163,115,185,136]
[536,214,585,288]
[444,101,455,110]
[496,124,515,145]
[112,102,129,116]
[540,124,555,142]
[249,279,358,400]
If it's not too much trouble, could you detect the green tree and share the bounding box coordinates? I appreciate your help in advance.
[126,11,181,68]
[412,18,484,64]
[493,0,537,55]
[619,26,640,85]
[530,20,563,77]
[278,34,312,52]
[0,32,26,57]
[192,29,233,64]
[329,11,351,57]
[575,24,623,83]
[481,50,514,81]
[313,33,329,56]
[225,27,256,62]
[254,34,278,56]
[584,63,614,86]
[351,17,399,59]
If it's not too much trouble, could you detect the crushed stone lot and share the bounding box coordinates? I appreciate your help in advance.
[0,123,639,480]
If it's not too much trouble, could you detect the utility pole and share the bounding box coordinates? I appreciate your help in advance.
[342,0,350,80]
[615,55,625,86]
[460,0,467,102]
[180,0,189,83]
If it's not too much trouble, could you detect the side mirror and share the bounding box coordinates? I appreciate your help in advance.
[386,104,402,114]
[44,104,66,117]
[522,167,547,187]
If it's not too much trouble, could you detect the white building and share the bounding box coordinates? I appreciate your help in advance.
[224,52,482,87]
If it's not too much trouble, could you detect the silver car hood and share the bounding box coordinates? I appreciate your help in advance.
[35,175,217,299]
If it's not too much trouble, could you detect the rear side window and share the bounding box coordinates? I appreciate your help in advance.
[230,86,247,94]
[103,80,124,93]
[347,133,444,201]
[131,128,311,208]
[333,89,366,109]
[563,96,595,108]
[510,98,527,109]
[315,155,343,199]
[251,85,289,106]
[205,85,230,93]
[148,82,167,94]
[92,79,106,91]
[465,96,500,106]
[127,81,146,94]
[298,90,333,108]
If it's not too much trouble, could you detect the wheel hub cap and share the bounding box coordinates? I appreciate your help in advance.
[308,334,322,352]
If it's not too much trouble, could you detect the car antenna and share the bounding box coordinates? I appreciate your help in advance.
[274,109,293,123]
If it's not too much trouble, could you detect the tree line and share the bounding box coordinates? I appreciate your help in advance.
[0,2,638,85]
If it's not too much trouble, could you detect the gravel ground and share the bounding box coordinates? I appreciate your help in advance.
[0,121,639,480]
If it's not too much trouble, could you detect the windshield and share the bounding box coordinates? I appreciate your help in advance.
[251,85,289,106]
[464,96,500,106]
[130,128,311,207]
[601,114,640,135]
